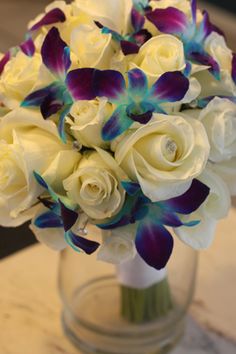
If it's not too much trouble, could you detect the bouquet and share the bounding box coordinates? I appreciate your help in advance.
[0,0,235,323]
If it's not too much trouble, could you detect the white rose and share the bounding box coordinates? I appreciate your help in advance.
[174,167,231,249]
[70,24,113,69]
[130,35,185,85]
[205,32,233,73]
[64,149,126,220]
[67,98,112,148]
[193,97,236,195]
[0,52,42,109]
[97,226,136,264]
[199,97,236,163]
[115,114,210,201]
[195,69,236,98]
[74,0,133,34]
[0,108,78,226]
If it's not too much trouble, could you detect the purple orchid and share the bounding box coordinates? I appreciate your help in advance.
[21,27,73,142]
[146,0,222,80]
[34,172,100,255]
[98,179,210,270]
[96,69,189,141]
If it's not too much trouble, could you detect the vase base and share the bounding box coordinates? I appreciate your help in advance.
[61,276,185,354]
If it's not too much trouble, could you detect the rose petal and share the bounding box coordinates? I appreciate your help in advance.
[30,8,66,31]
[161,179,210,215]
[135,220,174,270]
[146,7,189,35]
[65,231,100,255]
[149,71,189,102]
[41,27,71,79]
[102,106,133,141]
[20,37,35,57]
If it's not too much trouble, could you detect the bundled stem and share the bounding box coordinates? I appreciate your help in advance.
[121,277,173,324]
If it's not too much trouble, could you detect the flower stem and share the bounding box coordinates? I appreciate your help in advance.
[120,277,173,324]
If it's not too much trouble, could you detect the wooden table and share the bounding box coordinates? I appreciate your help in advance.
[0,208,236,354]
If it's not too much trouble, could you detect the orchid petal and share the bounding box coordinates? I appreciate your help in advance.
[131,7,145,32]
[133,29,152,47]
[127,104,153,124]
[41,27,71,79]
[121,41,140,55]
[66,68,96,101]
[128,69,148,97]
[21,85,52,108]
[40,90,64,119]
[191,0,197,24]
[20,37,35,57]
[58,104,72,143]
[0,51,10,75]
[121,181,141,196]
[232,53,236,85]
[95,70,126,103]
[30,8,66,31]
[187,49,220,80]
[34,211,63,229]
[59,201,78,232]
[149,71,189,102]
[146,7,189,35]
[65,231,100,255]
[136,220,174,270]
[160,179,210,215]
[102,106,133,141]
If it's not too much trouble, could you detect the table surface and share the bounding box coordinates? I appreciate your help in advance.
[0,209,236,354]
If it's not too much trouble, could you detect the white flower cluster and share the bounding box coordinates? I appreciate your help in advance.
[0,0,234,266]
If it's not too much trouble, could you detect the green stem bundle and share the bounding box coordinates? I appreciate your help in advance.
[121,277,173,324]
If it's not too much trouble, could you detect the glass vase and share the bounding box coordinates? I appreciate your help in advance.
[58,226,198,354]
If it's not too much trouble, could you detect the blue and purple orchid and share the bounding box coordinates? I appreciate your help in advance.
[98,179,210,270]
[145,0,222,80]
[96,69,189,140]
[21,25,189,142]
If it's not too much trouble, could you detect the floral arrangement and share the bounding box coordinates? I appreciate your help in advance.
[0,0,235,276]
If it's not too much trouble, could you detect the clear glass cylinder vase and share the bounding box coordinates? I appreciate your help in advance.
[58,226,198,354]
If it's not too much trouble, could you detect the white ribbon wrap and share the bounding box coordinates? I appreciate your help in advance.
[116,253,167,290]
